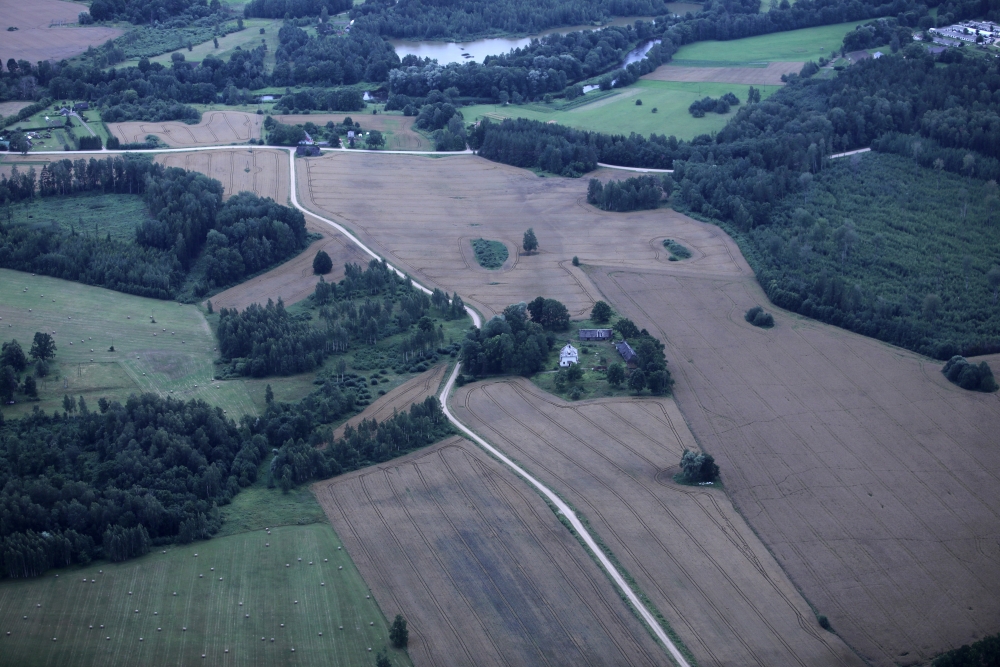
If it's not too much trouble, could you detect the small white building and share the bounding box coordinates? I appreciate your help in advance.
[559,343,579,367]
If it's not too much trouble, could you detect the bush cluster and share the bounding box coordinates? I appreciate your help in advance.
[941,356,998,393]
[745,306,775,328]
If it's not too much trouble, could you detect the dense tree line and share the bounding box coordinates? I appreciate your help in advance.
[273,88,365,112]
[0,394,266,578]
[260,396,452,489]
[244,0,351,19]
[460,300,565,378]
[587,175,668,211]
[933,632,1000,667]
[87,0,220,24]
[272,25,399,87]
[217,299,329,377]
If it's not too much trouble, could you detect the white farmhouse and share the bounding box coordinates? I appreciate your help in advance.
[559,343,579,367]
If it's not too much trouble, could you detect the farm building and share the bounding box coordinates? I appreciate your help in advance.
[73,102,89,111]
[559,343,579,367]
[615,341,636,364]
[578,328,612,341]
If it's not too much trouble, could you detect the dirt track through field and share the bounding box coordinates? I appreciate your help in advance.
[643,62,802,85]
[451,379,863,667]
[589,264,1000,667]
[332,365,446,440]
[298,153,743,319]
[313,436,668,667]
[110,111,262,147]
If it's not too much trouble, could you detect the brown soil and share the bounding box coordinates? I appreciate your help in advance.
[154,147,288,203]
[312,435,667,667]
[0,0,123,62]
[109,111,262,147]
[642,61,803,85]
[297,154,740,319]
[275,114,432,151]
[588,263,1000,667]
[332,364,446,440]
[451,379,863,667]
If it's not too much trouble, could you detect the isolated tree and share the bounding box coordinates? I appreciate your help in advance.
[22,375,36,398]
[63,394,76,414]
[365,130,385,149]
[613,318,640,339]
[628,368,646,393]
[30,332,56,362]
[8,131,29,155]
[565,362,583,383]
[591,300,612,323]
[376,652,392,667]
[0,340,27,372]
[989,266,1000,305]
[522,228,538,253]
[679,449,719,484]
[0,366,16,403]
[389,614,409,649]
[265,384,274,404]
[606,362,625,387]
[313,249,333,274]
[77,395,88,415]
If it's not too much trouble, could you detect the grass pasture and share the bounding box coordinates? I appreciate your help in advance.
[668,20,869,65]
[0,268,258,419]
[0,524,411,667]
[462,80,779,139]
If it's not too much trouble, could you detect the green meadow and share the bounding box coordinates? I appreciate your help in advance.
[669,20,871,65]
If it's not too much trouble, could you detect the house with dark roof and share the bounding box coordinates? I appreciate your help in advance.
[615,341,636,364]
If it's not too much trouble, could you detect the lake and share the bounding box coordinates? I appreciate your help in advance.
[390,7,699,65]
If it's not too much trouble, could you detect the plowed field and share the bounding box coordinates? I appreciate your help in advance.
[297,154,740,318]
[314,436,668,667]
[643,61,802,85]
[451,379,863,667]
[589,264,1000,667]
[109,111,262,147]
[0,0,122,62]
[275,114,431,151]
[155,148,288,202]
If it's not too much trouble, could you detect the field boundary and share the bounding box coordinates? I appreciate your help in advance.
[438,364,692,667]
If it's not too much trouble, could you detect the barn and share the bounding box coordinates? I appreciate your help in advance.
[578,329,612,341]
[615,341,636,364]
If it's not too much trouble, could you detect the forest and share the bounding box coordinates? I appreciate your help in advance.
[244,0,352,19]
[0,394,265,577]
[0,160,307,300]
[587,175,669,212]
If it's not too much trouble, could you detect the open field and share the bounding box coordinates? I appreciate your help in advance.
[314,435,669,667]
[0,524,411,667]
[0,0,123,63]
[0,268,259,419]
[451,379,863,667]
[109,111,263,147]
[275,114,432,151]
[643,61,802,85]
[5,191,150,241]
[668,21,866,65]
[155,147,289,202]
[332,364,447,439]
[587,258,1000,666]
[462,80,779,139]
[297,153,744,319]
[121,19,285,69]
[0,100,33,118]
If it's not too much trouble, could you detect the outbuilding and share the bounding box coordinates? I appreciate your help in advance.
[578,328,612,341]
[615,340,636,364]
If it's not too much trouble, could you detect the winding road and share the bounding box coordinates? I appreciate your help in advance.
[16,141,694,665]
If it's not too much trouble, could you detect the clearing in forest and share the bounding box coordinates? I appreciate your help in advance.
[297,153,744,319]
[590,260,1000,667]
[0,0,123,63]
[331,364,447,440]
[451,379,863,667]
[0,524,410,667]
[313,435,668,667]
[109,111,263,147]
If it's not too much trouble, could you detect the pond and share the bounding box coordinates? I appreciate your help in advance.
[389,12,696,65]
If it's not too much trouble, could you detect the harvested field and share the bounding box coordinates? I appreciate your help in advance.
[108,111,262,147]
[314,435,668,667]
[275,114,432,151]
[643,61,802,85]
[588,261,1000,667]
[332,364,446,440]
[0,100,33,118]
[0,0,122,63]
[451,379,862,667]
[208,212,369,310]
[298,153,742,318]
[155,148,289,203]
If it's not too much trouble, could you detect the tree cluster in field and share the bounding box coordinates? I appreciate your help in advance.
[258,394,452,490]
[662,239,691,260]
[941,356,998,393]
[460,301,559,378]
[0,160,307,300]
[688,92,740,117]
[471,238,508,269]
[677,449,719,484]
[744,306,774,328]
[0,333,56,406]
[587,175,670,212]
[273,88,366,113]
[0,393,267,578]
[932,631,1000,667]
[409,96,468,150]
